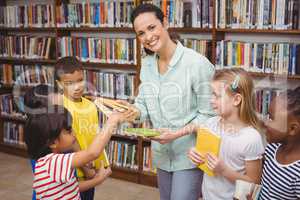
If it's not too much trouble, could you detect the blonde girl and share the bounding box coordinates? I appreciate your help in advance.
[159,68,265,200]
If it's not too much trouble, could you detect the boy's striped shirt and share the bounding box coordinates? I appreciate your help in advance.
[259,143,300,200]
[33,153,80,200]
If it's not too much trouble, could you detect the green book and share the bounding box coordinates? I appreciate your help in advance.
[124,128,160,137]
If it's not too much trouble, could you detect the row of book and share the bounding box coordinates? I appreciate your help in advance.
[255,88,280,120]
[84,70,135,100]
[143,146,155,173]
[0,4,55,28]
[105,140,138,170]
[0,64,54,86]
[144,0,213,28]
[0,36,55,60]
[217,0,300,29]
[3,122,25,147]
[181,39,212,60]
[0,94,25,120]
[58,37,137,64]
[56,1,135,28]
[215,41,300,75]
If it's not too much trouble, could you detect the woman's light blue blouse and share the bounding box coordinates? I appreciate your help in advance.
[135,42,215,171]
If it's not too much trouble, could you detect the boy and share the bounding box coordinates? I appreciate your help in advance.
[54,56,109,200]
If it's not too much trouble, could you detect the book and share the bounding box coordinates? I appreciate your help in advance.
[124,128,160,137]
[195,128,221,176]
[94,97,129,116]
[234,179,261,200]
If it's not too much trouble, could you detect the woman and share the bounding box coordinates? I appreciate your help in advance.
[123,3,215,200]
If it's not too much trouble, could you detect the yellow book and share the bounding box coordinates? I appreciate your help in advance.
[195,128,221,176]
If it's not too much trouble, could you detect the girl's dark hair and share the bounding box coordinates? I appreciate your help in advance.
[23,84,55,115]
[130,3,179,55]
[24,107,72,160]
[286,87,300,117]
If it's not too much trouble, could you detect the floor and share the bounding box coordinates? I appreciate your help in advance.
[0,152,160,200]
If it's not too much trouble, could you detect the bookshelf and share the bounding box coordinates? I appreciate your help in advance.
[0,0,300,188]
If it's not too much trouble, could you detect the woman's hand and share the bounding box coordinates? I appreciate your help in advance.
[150,128,178,144]
[188,147,205,165]
[207,153,226,175]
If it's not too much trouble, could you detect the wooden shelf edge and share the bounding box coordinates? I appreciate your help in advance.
[0,27,56,32]
[57,27,134,32]
[0,142,27,157]
[82,62,137,71]
[112,134,139,142]
[169,27,212,33]
[0,115,27,123]
[216,28,300,34]
[0,58,56,65]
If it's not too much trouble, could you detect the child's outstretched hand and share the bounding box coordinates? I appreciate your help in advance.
[207,153,226,175]
[107,108,137,125]
[115,100,140,121]
[150,128,178,144]
[188,148,205,165]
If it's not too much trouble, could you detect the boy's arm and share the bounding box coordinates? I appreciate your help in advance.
[78,166,112,192]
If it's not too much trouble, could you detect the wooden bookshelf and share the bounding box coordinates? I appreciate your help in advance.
[57,27,134,33]
[216,28,300,35]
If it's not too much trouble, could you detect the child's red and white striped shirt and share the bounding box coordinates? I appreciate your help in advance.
[33,153,80,200]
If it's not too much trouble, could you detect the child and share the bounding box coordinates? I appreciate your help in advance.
[258,87,300,200]
[24,106,133,199]
[160,68,265,200]
[53,56,112,199]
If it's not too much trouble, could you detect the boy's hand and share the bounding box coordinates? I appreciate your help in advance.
[150,128,178,144]
[93,165,112,185]
[82,165,96,179]
[188,148,205,165]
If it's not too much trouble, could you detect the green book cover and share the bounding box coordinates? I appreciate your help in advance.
[124,128,160,137]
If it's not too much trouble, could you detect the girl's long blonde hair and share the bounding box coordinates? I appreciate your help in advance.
[213,68,260,131]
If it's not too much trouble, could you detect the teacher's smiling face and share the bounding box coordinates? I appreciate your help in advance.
[133,12,169,54]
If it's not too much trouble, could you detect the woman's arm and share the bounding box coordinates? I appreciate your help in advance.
[150,123,199,144]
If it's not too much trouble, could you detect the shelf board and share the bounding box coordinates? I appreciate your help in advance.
[110,166,139,183]
[0,58,56,65]
[248,72,300,80]
[140,171,158,187]
[57,27,134,32]
[169,27,212,33]
[216,28,300,34]
[0,27,56,32]
[0,142,27,157]
[0,115,26,123]
[82,62,137,71]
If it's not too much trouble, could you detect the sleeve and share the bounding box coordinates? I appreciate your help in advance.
[47,153,75,183]
[243,132,265,161]
[295,178,300,198]
[191,55,216,124]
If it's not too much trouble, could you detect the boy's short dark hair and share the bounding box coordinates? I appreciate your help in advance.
[24,107,72,160]
[54,56,83,81]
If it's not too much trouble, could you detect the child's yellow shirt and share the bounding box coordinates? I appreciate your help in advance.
[63,95,108,179]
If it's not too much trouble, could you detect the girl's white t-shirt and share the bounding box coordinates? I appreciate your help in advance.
[202,116,265,200]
